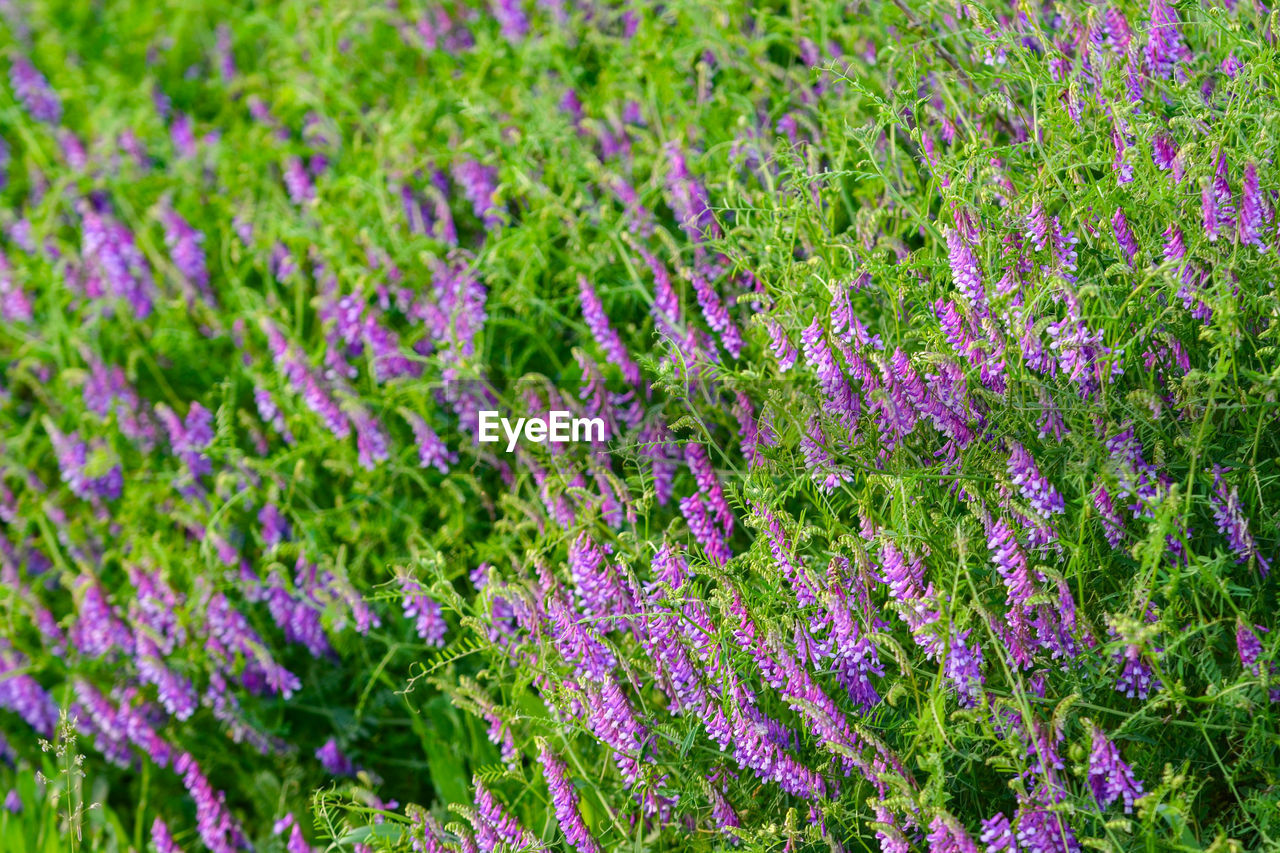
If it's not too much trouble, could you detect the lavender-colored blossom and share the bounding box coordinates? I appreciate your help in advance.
[151,818,182,853]
[1238,162,1268,252]
[258,503,290,547]
[1092,485,1126,548]
[453,160,502,228]
[1211,469,1271,573]
[766,319,798,371]
[49,427,124,502]
[945,226,985,311]
[539,745,602,853]
[579,276,641,385]
[1088,727,1144,812]
[79,201,157,318]
[0,251,33,324]
[1111,208,1138,265]
[664,143,721,242]
[987,516,1036,607]
[162,207,210,295]
[944,630,984,708]
[680,494,732,566]
[406,412,455,472]
[255,387,295,444]
[1145,0,1185,79]
[283,157,315,204]
[9,57,61,123]
[1112,125,1133,184]
[979,812,1014,851]
[1236,620,1264,674]
[0,645,59,736]
[136,634,198,720]
[399,575,448,646]
[927,815,980,853]
[1008,442,1065,517]
[316,738,356,776]
[170,113,197,158]
[472,777,537,851]
[491,0,529,42]
[1114,641,1160,700]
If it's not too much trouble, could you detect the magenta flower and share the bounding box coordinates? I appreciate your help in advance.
[400,575,448,646]
[1144,0,1185,79]
[1211,468,1271,574]
[1238,162,1268,252]
[1088,727,1144,812]
[1007,441,1065,517]
[539,745,602,853]
[9,57,61,123]
[316,738,356,776]
[1236,620,1264,674]
[945,226,985,311]
[1111,208,1138,264]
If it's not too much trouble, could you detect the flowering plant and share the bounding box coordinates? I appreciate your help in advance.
[0,1,1277,852]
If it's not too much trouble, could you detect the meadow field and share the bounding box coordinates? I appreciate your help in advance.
[1,1,1278,851]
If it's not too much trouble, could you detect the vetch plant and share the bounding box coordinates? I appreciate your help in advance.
[0,1,1277,852]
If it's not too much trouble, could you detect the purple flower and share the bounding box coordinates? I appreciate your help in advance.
[453,160,502,228]
[151,818,182,853]
[491,0,529,42]
[283,157,315,205]
[1113,627,1161,700]
[1007,441,1065,517]
[471,777,537,851]
[1151,133,1178,172]
[944,629,984,708]
[1211,469,1270,574]
[258,503,290,548]
[680,494,732,566]
[255,387,295,444]
[986,516,1035,607]
[136,634,198,720]
[1236,620,1264,673]
[583,677,648,786]
[663,143,721,242]
[0,645,59,736]
[352,410,391,470]
[170,113,197,158]
[1238,162,1268,252]
[9,57,61,123]
[156,401,214,490]
[539,745,602,853]
[399,574,448,646]
[48,427,124,502]
[1111,208,1138,265]
[945,226,986,311]
[1088,727,1144,812]
[1092,485,1126,548]
[1203,180,1222,242]
[579,276,641,385]
[161,207,210,295]
[927,815,980,853]
[1145,0,1185,79]
[79,201,157,318]
[406,412,455,473]
[215,24,236,80]
[316,738,356,776]
[1112,125,1133,184]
